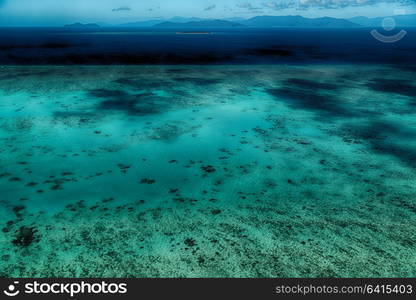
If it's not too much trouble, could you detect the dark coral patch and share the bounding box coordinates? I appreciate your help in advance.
[12,226,38,247]
[89,89,161,115]
[140,178,156,184]
[366,79,416,105]
[184,238,197,247]
[113,78,171,90]
[172,77,221,86]
[342,120,416,167]
[201,165,216,173]
[267,87,350,117]
[286,78,341,91]
[267,77,351,118]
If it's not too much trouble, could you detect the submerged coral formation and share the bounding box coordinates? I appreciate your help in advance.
[0,65,415,277]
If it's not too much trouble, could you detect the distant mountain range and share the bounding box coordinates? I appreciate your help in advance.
[349,14,416,27]
[240,15,359,27]
[65,14,416,29]
[154,20,245,28]
[118,20,164,27]
[64,23,100,28]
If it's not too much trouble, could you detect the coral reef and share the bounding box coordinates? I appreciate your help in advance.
[0,65,415,277]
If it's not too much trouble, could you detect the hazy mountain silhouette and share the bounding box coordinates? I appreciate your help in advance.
[64,14,416,29]
[349,14,416,27]
[64,22,100,28]
[154,20,245,28]
[118,17,206,27]
[240,15,360,27]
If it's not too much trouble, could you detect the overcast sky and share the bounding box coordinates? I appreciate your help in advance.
[0,0,415,25]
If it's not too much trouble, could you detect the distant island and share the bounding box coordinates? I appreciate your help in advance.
[64,23,100,29]
[175,31,212,35]
[154,20,245,28]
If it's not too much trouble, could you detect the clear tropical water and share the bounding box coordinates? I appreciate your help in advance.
[0,64,415,277]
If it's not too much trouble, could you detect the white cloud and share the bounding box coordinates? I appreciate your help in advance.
[204,4,216,11]
[112,6,131,12]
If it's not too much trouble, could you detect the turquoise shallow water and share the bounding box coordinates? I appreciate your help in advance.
[0,65,415,277]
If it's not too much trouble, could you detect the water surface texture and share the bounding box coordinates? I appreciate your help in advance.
[1,28,415,65]
[0,64,415,277]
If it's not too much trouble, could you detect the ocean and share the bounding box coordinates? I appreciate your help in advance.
[0,27,415,65]
[0,28,415,277]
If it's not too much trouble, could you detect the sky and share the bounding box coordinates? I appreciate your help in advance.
[0,0,415,26]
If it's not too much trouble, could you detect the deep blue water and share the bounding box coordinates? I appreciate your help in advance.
[0,27,415,65]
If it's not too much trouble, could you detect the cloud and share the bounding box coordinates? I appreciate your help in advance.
[260,0,406,10]
[112,6,131,12]
[236,3,263,10]
[204,4,216,11]
[263,1,297,10]
[147,5,161,12]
